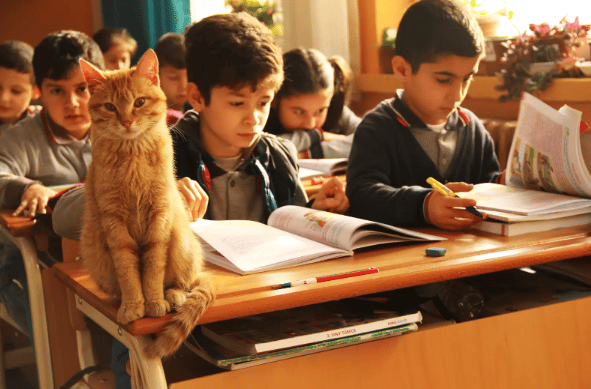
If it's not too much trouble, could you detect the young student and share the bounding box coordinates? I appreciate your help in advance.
[0,40,41,136]
[0,30,103,338]
[154,32,188,114]
[264,48,361,158]
[51,13,348,387]
[93,27,137,71]
[346,0,501,230]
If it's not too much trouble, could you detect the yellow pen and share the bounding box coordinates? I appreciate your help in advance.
[426,177,484,217]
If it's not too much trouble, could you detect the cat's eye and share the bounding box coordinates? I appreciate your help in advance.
[104,103,117,112]
[134,97,146,108]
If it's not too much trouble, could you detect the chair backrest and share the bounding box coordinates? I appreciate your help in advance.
[481,118,517,171]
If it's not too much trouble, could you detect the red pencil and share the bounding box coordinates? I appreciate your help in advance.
[276,268,379,289]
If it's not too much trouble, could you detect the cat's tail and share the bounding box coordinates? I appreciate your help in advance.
[144,278,215,359]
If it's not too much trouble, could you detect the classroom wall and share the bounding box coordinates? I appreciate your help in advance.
[1,0,98,47]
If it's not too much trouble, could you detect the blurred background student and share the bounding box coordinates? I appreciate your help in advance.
[264,47,360,159]
[0,40,40,135]
[154,32,189,114]
[93,27,137,71]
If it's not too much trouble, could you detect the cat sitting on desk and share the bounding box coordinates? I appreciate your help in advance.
[79,49,215,358]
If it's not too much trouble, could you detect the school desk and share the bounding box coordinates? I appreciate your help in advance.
[53,225,591,389]
[0,210,54,389]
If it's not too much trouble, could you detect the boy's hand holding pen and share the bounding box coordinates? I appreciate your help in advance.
[425,177,486,230]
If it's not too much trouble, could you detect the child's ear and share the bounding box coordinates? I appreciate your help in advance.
[187,82,205,112]
[31,85,41,101]
[79,59,106,93]
[134,49,159,86]
[391,55,412,82]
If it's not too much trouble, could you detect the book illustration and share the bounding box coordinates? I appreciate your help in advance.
[506,93,591,197]
[303,210,336,228]
[199,300,422,355]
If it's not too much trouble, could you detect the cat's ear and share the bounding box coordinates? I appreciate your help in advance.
[134,49,159,87]
[79,59,106,93]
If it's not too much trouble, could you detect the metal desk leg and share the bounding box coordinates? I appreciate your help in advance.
[0,225,54,389]
[75,295,167,389]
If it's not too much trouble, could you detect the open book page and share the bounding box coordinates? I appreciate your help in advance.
[298,158,348,176]
[506,93,591,197]
[298,166,325,179]
[459,183,591,217]
[267,205,443,251]
[190,219,349,274]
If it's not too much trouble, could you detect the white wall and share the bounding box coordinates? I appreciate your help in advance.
[282,0,353,64]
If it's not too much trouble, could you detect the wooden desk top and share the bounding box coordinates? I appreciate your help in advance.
[52,225,591,337]
[0,209,36,237]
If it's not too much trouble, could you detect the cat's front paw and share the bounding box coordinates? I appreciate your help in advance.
[118,302,145,324]
[145,300,171,317]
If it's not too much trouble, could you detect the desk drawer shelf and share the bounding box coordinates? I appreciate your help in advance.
[168,295,591,389]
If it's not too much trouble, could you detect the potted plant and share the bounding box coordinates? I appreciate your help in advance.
[379,27,397,73]
[496,17,590,102]
[226,0,283,36]
[460,0,513,37]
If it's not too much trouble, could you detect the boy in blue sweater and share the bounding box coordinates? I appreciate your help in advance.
[346,0,501,230]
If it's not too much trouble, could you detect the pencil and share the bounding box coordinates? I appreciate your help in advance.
[426,177,484,218]
[275,268,379,289]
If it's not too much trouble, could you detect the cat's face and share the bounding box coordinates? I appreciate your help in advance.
[80,49,167,140]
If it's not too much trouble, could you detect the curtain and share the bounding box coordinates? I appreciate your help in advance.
[100,0,192,63]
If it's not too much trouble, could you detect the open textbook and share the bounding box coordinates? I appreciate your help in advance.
[190,205,443,274]
[506,92,591,197]
[457,93,591,235]
[298,158,348,178]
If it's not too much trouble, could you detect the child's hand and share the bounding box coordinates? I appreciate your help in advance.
[177,177,209,221]
[426,182,485,230]
[14,183,57,217]
[311,177,349,214]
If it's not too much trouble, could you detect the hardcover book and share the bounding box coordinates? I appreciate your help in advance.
[186,323,418,370]
[198,299,422,355]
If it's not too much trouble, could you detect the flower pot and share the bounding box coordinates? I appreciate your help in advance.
[379,46,396,74]
[477,15,503,37]
[529,62,558,75]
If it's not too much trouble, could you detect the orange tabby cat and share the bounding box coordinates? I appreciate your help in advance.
[79,49,214,358]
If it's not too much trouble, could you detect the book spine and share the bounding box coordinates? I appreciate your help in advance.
[253,311,422,353]
[219,323,418,366]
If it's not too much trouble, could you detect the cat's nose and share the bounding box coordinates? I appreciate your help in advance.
[121,120,132,129]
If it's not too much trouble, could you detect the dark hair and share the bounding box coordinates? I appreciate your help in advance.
[155,32,185,69]
[184,12,283,105]
[34,30,104,87]
[275,48,353,130]
[0,40,35,83]
[395,0,484,73]
[324,55,353,130]
[276,48,333,101]
[93,27,138,55]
